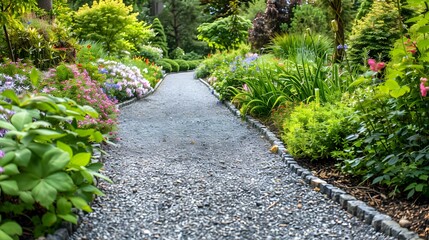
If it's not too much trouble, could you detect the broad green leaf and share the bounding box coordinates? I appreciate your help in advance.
[75,129,94,137]
[93,131,104,143]
[418,39,429,49]
[69,197,92,212]
[0,230,14,240]
[45,172,74,192]
[0,221,22,236]
[2,90,19,104]
[372,176,385,184]
[0,121,16,131]
[0,138,17,147]
[14,148,32,167]
[0,152,15,165]
[415,184,424,192]
[19,191,34,204]
[57,214,77,224]
[56,141,73,158]
[418,25,429,33]
[43,149,70,174]
[70,153,91,167]
[80,169,94,184]
[27,142,54,158]
[26,121,51,129]
[11,112,32,131]
[57,197,72,215]
[42,212,57,227]
[81,185,105,196]
[30,68,39,87]
[14,173,40,191]
[0,180,19,195]
[419,175,429,181]
[32,180,57,207]
[3,164,19,175]
[80,106,99,118]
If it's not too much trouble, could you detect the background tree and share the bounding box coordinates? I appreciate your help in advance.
[73,0,153,54]
[197,15,251,50]
[200,0,254,18]
[150,17,168,57]
[289,3,329,35]
[158,0,206,54]
[0,0,37,61]
[347,0,400,65]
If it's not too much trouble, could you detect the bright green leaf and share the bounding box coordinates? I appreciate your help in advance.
[0,121,16,131]
[0,152,15,165]
[69,196,92,212]
[0,230,14,240]
[0,180,19,195]
[19,191,34,204]
[3,164,19,175]
[0,221,22,236]
[57,214,77,224]
[2,90,19,104]
[45,172,74,192]
[70,153,91,167]
[43,149,70,174]
[11,112,32,131]
[42,212,57,227]
[56,141,73,158]
[57,197,72,215]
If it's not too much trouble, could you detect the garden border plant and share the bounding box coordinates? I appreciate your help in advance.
[197,76,422,239]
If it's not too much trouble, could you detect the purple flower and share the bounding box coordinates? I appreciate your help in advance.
[0,150,4,158]
[0,166,3,174]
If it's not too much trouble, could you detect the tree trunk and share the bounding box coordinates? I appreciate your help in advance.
[37,0,52,12]
[332,0,345,62]
[3,24,15,62]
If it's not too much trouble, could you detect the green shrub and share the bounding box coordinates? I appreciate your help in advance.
[162,59,179,72]
[174,59,189,71]
[183,51,202,60]
[76,41,108,64]
[0,90,110,238]
[282,101,356,160]
[289,4,330,35]
[270,33,333,61]
[137,45,163,62]
[2,17,76,70]
[335,0,429,199]
[150,18,168,57]
[186,60,201,70]
[73,0,153,55]
[170,47,185,59]
[347,0,400,65]
[156,60,172,73]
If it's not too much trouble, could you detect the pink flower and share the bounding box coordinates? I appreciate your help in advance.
[0,167,4,174]
[243,84,249,92]
[368,59,385,72]
[420,77,429,97]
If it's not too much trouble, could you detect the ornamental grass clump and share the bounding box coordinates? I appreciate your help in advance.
[97,59,152,102]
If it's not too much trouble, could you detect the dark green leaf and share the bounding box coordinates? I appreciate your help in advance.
[3,164,19,175]
[42,212,57,227]
[45,172,74,192]
[0,180,19,195]
[11,112,32,131]
[14,148,32,167]
[19,191,34,204]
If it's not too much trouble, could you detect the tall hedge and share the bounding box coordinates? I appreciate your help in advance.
[150,18,168,58]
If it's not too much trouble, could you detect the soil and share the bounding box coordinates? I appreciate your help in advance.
[263,120,429,239]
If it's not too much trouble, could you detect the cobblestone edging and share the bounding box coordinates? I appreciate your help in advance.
[197,78,422,240]
[39,76,168,240]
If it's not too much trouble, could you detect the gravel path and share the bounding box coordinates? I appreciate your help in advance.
[70,72,394,240]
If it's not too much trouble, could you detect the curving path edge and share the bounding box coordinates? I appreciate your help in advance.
[67,72,419,240]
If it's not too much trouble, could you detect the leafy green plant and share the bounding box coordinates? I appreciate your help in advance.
[170,47,185,59]
[137,45,163,62]
[282,101,356,160]
[289,4,330,35]
[155,59,172,73]
[347,0,400,65]
[197,15,251,50]
[73,0,153,55]
[0,90,110,238]
[162,59,180,72]
[174,59,189,71]
[231,59,288,117]
[149,18,168,58]
[76,41,108,64]
[336,0,429,199]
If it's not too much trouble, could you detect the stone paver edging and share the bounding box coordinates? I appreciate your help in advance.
[197,77,422,240]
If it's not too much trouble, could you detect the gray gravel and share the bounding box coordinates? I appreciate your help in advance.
[70,72,395,240]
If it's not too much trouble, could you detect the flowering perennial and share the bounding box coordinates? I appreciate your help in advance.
[97,59,152,101]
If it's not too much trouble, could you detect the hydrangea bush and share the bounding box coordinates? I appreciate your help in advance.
[97,59,153,102]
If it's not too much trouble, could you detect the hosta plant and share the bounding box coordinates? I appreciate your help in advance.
[0,90,111,238]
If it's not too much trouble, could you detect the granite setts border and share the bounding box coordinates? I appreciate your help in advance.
[39,75,169,240]
[198,77,423,240]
